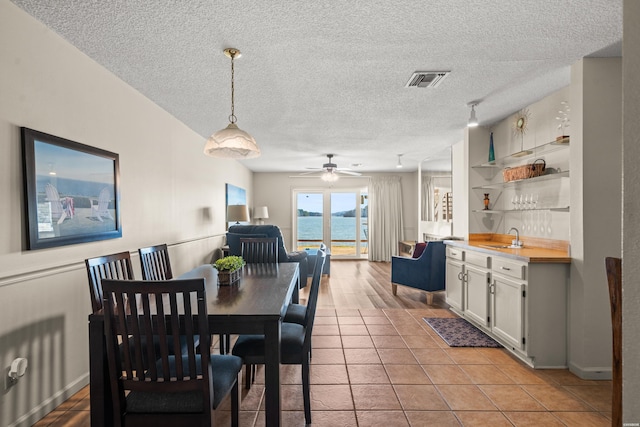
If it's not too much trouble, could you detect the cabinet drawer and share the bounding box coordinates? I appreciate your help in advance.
[493,257,527,280]
[465,251,490,268]
[447,247,464,261]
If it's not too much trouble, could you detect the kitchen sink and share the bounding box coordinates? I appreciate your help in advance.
[478,244,524,249]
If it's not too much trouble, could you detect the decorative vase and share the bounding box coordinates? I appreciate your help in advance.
[217,268,242,285]
[484,193,490,210]
[488,132,495,163]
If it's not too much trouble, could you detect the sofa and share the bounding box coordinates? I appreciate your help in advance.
[390,240,446,305]
[226,225,309,286]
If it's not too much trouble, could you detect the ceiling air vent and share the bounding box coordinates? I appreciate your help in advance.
[405,71,450,88]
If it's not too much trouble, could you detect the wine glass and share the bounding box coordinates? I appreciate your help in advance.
[511,195,518,211]
[532,193,539,209]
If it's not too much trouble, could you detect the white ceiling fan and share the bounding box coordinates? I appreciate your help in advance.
[299,154,362,181]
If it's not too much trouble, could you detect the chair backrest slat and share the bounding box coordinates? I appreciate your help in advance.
[240,237,278,264]
[85,252,134,313]
[138,244,173,280]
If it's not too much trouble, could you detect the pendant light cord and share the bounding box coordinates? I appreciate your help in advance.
[229,51,237,124]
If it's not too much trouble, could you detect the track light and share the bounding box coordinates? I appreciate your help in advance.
[467,103,479,128]
[396,154,403,168]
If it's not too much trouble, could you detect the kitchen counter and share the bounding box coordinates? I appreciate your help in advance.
[445,234,571,263]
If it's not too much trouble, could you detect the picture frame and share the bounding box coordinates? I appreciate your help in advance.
[21,127,122,249]
[225,183,247,229]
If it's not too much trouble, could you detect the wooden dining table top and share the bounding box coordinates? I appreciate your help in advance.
[177,262,299,318]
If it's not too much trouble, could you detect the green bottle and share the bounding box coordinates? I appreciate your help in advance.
[489,132,495,163]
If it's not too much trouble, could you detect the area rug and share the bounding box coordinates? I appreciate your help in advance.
[423,317,502,348]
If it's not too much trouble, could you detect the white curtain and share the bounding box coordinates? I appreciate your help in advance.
[368,176,404,262]
[422,175,434,221]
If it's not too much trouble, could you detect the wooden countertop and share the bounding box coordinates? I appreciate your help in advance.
[445,234,571,264]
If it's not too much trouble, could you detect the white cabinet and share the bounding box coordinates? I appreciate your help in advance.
[445,244,568,368]
[445,247,464,311]
[491,271,525,350]
[464,252,491,327]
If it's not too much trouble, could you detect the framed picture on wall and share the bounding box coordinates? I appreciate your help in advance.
[225,183,248,229]
[21,127,122,249]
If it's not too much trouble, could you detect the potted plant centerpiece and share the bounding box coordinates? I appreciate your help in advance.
[213,255,245,285]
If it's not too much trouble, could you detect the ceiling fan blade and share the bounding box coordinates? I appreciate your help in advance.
[336,170,362,176]
[298,170,322,176]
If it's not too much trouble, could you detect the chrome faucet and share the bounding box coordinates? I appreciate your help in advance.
[508,227,523,247]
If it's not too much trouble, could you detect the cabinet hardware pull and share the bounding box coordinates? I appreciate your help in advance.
[451,251,457,256]
[501,266,511,271]
[457,272,463,280]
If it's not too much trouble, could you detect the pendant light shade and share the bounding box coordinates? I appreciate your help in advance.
[204,123,260,158]
[204,48,260,159]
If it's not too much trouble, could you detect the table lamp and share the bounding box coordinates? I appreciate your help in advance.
[227,204,249,224]
[254,206,269,225]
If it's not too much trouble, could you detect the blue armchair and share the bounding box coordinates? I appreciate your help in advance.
[226,225,308,286]
[391,240,446,305]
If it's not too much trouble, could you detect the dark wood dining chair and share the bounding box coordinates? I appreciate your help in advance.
[102,278,242,427]
[606,257,622,427]
[232,249,326,425]
[138,243,173,280]
[138,244,225,354]
[86,251,198,357]
[240,237,278,264]
[284,243,326,326]
[85,251,134,313]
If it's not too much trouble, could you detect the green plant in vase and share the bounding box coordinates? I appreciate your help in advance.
[213,256,245,285]
[213,255,245,271]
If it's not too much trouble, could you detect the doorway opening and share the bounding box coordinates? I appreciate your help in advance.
[294,188,368,258]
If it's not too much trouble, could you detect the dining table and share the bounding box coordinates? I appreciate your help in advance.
[88,261,300,427]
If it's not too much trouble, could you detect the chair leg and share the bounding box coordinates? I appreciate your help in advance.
[244,364,252,389]
[391,284,398,295]
[218,334,226,354]
[231,377,239,427]
[426,292,434,305]
[302,354,311,425]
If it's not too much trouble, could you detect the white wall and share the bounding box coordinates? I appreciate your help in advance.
[0,4,252,426]
[569,58,622,379]
[623,0,640,422]
[452,138,469,238]
[252,172,418,251]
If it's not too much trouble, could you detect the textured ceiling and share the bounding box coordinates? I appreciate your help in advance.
[10,0,622,173]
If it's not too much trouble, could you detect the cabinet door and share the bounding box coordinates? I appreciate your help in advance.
[464,265,490,327]
[491,274,525,350]
[446,259,464,311]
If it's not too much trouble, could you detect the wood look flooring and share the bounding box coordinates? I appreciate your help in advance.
[33,260,612,426]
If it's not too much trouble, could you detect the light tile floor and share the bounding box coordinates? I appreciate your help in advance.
[35,307,612,426]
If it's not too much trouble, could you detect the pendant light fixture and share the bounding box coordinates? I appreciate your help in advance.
[396,154,404,168]
[467,102,479,128]
[204,48,260,159]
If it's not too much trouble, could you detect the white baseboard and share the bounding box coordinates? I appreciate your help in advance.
[8,373,89,427]
[568,361,612,380]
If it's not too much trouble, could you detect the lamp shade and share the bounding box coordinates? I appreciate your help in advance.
[227,204,249,223]
[254,206,269,219]
[204,124,261,159]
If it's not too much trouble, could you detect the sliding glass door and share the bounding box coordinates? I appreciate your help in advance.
[294,188,368,258]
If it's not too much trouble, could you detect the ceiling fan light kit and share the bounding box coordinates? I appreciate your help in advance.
[299,154,362,180]
[204,48,260,159]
